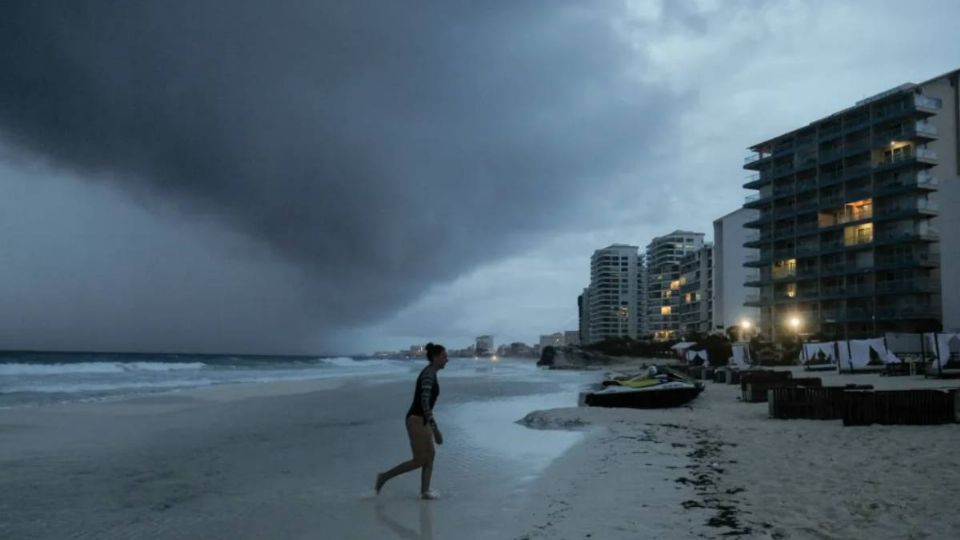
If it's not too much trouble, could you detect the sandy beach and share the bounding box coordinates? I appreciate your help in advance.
[2,365,959,539]
[517,367,960,539]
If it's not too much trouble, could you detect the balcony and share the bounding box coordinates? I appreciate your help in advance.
[743,172,771,189]
[875,229,939,244]
[875,172,939,196]
[821,308,873,322]
[744,150,773,168]
[874,253,938,269]
[906,121,939,140]
[744,213,775,228]
[772,228,796,242]
[821,284,876,299]
[874,200,938,221]
[875,279,936,294]
[796,180,818,194]
[876,306,939,320]
[914,94,942,112]
[771,164,795,178]
[744,252,773,267]
[819,124,842,140]
[843,115,871,133]
[872,95,942,124]
[743,232,764,249]
[873,148,938,173]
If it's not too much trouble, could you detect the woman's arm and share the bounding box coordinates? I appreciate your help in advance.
[419,371,438,431]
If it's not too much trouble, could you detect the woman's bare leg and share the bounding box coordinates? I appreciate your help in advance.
[419,449,435,496]
[377,417,433,494]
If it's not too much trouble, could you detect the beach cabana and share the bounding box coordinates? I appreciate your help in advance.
[925,332,960,377]
[671,341,696,361]
[800,342,839,371]
[729,343,751,370]
[844,338,900,372]
[685,348,708,364]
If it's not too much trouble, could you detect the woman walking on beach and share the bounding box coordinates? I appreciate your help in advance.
[376,343,447,499]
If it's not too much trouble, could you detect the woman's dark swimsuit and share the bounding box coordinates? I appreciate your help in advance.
[406,367,439,429]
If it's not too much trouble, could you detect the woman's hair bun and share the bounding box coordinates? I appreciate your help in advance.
[425,342,435,350]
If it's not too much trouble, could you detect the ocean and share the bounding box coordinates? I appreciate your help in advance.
[0,352,562,408]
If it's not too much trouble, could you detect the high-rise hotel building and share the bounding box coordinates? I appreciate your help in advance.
[645,231,705,340]
[583,244,642,343]
[743,69,959,340]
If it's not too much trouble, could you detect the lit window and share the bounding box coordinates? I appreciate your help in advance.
[670,280,680,290]
[845,199,873,222]
[844,223,873,246]
[772,259,797,279]
[661,306,672,315]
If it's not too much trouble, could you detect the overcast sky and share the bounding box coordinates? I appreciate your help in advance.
[1,1,958,355]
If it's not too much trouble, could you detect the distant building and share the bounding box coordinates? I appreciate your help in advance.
[578,288,591,345]
[742,68,960,339]
[475,335,494,356]
[713,208,760,332]
[584,244,641,343]
[646,231,706,340]
[679,243,714,336]
[638,252,649,335]
[539,331,581,350]
[504,342,535,357]
[539,332,564,349]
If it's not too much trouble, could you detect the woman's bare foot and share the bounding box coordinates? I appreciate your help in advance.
[420,490,440,500]
[375,473,386,494]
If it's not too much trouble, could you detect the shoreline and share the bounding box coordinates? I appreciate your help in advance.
[0,370,594,540]
[3,367,959,539]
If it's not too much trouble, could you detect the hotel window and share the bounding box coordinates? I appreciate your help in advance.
[883,143,909,164]
[669,280,681,290]
[845,199,873,222]
[772,259,797,279]
[785,283,797,298]
[661,306,672,315]
[844,223,873,246]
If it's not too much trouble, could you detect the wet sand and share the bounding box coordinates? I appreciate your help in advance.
[0,369,595,539]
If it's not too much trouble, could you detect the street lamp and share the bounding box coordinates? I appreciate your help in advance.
[739,319,752,342]
[789,315,805,364]
[788,316,801,332]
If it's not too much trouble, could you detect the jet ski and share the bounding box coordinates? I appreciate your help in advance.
[581,366,704,409]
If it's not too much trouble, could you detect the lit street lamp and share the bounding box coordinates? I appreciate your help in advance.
[739,319,753,342]
[789,315,805,364]
[788,316,801,332]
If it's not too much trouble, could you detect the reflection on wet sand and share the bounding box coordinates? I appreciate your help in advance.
[375,501,434,540]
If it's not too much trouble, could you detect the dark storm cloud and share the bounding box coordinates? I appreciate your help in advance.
[0,1,677,350]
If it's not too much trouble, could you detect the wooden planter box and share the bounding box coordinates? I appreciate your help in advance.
[743,377,823,403]
[768,385,874,420]
[739,370,792,392]
[842,389,957,426]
